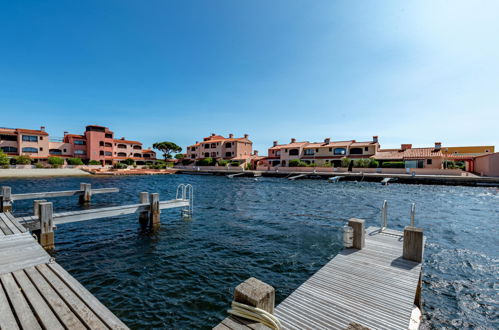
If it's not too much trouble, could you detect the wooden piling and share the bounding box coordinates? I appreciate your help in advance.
[79,183,92,204]
[1,186,12,211]
[139,192,149,226]
[234,277,275,314]
[149,193,160,227]
[348,218,365,250]
[403,226,424,263]
[33,199,47,217]
[39,202,55,250]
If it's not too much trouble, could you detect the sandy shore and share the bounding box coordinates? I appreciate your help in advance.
[0,168,91,178]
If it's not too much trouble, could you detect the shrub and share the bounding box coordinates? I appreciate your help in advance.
[181,158,193,165]
[340,157,351,168]
[197,157,215,166]
[381,161,405,168]
[217,159,229,166]
[67,158,84,166]
[289,159,309,167]
[353,159,370,168]
[15,155,32,165]
[48,157,64,168]
[174,153,185,159]
[113,162,128,169]
[123,158,135,166]
[88,160,101,165]
[244,163,252,170]
[0,151,9,166]
[35,162,45,168]
[230,161,241,166]
[369,159,379,168]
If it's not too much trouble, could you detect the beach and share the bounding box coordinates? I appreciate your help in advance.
[0,168,91,178]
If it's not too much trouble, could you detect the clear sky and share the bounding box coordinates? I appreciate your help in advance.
[1,0,498,154]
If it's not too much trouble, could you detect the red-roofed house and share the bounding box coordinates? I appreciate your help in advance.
[185,133,254,163]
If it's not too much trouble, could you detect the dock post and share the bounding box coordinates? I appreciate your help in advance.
[149,193,160,228]
[234,277,275,314]
[1,186,12,211]
[403,226,424,262]
[39,202,55,250]
[139,192,150,226]
[79,183,92,204]
[348,218,365,250]
[33,199,47,217]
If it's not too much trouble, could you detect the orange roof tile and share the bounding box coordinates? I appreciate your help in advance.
[16,128,49,136]
[113,139,142,145]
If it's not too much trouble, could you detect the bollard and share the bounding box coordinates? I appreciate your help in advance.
[348,218,365,250]
[1,186,12,211]
[403,226,424,263]
[78,183,92,204]
[0,195,3,212]
[139,192,150,226]
[33,199,47,217]
[234,277,275,314]
[149,193,160,227]
[39,202,55,250]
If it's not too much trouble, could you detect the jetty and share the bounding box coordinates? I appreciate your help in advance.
[215,218,425,329]
[0,183,193,329]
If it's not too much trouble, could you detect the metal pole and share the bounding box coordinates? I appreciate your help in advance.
[410,203,416,227]
[381,200,388,231]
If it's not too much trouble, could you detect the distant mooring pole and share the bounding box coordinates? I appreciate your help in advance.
[79,183,92,204]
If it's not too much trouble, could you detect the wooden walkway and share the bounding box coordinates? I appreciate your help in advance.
[0,212,129,329]
[216,226,424,330]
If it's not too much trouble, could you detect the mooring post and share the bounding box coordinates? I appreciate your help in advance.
[403,226,424,263]
[149,193,160,227]
[234,277,275,314]
[33,199,47,217]
[139,192,150,226]
[79,183,92,204]
[348,218,365,250]
[39,202,55,250]
[1,186,12,211]
[0,195,3,213]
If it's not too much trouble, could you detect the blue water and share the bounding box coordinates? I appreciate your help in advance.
[2,175,498,329]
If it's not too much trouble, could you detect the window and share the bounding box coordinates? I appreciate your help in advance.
[63,149,67,152]
[105,133,113,138]
[427,159,432,165]
[225,152,232,157]
[134,153,142,157]
[40,137,43,140]
[105,142,112,147]
[225,142,232,148]
[0,135,17,141]
[39,147,43,151]
[99,141,104,146]
[1,146,17,153]
[364,147,369,151]
[50,149,62,155]
[304,149,314,155]
[204,152,209,157]
[211,143,216,148]
[22,147,38,153]
[211,152,216,157]
[74,140,86,145]
[117,144,126,149]
[105,151,112,156]
[74,150,86,155]
[191,147,196,151]
[117,152,127,157]
[99,151,104,156]
[289,149,299,156]
[133,145,142,150]
[22,135,38,142]
[334,148,346,155]
[350,148,363,155]
[329,148,332,152]
[204,144,210,149]
[144,154,151,158]
[191,154,195,159]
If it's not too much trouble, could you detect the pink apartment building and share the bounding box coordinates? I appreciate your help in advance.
[185,133,255,163]
[0,125,156,165]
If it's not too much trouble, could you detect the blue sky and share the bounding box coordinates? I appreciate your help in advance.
[1,0,498,153]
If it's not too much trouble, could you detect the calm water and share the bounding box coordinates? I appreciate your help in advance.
[2,175,498,329]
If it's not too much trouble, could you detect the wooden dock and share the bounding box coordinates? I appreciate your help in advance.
[215,222,425,330]
[0,212,128,329]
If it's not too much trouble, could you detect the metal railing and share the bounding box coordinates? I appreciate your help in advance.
[176,184,193,218]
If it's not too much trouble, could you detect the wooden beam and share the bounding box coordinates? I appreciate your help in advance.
[234,277,275,314]
[78,183,92,204]
[138,192,149,226]
[149,193,160,227]
[33,200,47,218]
[11,188,119,201]
[1,186,12,211]
[39,202,54,250]
[403,226,424,263]
[348,218,365,250]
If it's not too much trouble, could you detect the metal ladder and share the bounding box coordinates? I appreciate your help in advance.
[176,184,194,218]
[380,200,416,232]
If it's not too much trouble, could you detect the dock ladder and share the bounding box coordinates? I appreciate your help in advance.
[176,184,194,218]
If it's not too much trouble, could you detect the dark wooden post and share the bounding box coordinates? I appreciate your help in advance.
[149,193,160,227]
[1,186,12,211]
[39,202,55,250]
[348,218,365,250]
[0,195,3,212]
[234,277,275,314]
[79,183,92,204]
[33,199,47,217]
[139,192,149,226]
[403,226,424,262]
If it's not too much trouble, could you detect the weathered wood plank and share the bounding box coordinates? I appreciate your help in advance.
[37,264,109,329]
[0,272,42,330]
[12,269,64,330]
[11,188,119,201]
[4,212,27,233]
[48,262,129,329]
[0,233,51,275]
[0,278,20,330]
[0,213,14,235]
[24,266,87,330]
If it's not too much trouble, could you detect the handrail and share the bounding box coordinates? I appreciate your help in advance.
[380,200,388,231]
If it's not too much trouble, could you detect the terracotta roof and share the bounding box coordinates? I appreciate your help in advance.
[350,141,376,147]
[66,134,85,139]
[269,141,309,150]
[200,138,251,144]
[204,135,225,141]
[113,139,142,145]
[142,149,155,153]
[16,128,49,136]
[375,148,444,160]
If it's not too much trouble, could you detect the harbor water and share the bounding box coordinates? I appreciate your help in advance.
[2,175,497,329]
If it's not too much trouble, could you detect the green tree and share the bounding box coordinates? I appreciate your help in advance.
[48,157,64,168]
[67,158,84,165]
[0,151,9,166]
[88,160,101,165]
[123,158,135,166]
[174,153,185,159]
[152,142,182,161]
[340,157,351,168]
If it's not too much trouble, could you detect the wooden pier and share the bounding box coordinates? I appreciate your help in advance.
[215,220,425,330]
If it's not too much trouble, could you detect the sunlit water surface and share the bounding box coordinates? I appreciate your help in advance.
[2,175,498,329]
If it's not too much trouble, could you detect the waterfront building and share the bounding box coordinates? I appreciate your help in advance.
[185,133,255,164]
[0,125,156,165]
[266,136,380,167]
